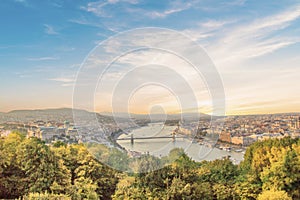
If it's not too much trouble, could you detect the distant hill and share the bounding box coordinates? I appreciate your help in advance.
[6,108,298,125]
[8,108,87,115]
[100,112,212,122]
[1,108,112,123]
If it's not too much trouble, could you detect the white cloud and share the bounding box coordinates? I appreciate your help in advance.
[221,6,300,44]
[183,19,235,42]
[241,38,298,58]
[44,24,59,35]
[200,19,235,29]
[81,1,111,17]
[83,0,196,19]
[15,72,32,78]
[202,5,300,68]
[147,6,190,18]
[191,5,300,114]
[48,77,74,83]
[224,0,246,6]
[70,19,119,36]
[27,56,59,61]
[82,31,213,113]
[82,0,139,17]
[48,77,76,87]
[74,4,300,114]
[69,18,102,28]
[138,0,197,19]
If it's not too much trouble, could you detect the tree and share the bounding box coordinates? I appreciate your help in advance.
[167,178,191,200]
[234,174,261,200]
[112,176,149,200]
[213,183,236,200]
[257,189,292,200]
[24,192,71,200]
[190,182,213,200]
[0,132,27,198]
[260,146,300,198]
[52,143,119,199]
[75,152,118,199]
[71,177,99,200]
[106,148,129,172]
[130,154,162,173]
[198,158,238,184]
[17,137,71,194]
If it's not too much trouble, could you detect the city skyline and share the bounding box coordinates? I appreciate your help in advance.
[1,0,300,115]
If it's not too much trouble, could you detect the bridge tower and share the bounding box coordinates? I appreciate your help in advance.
[172,131,176,142]
[172,123,179,142]
[130,134,134,145]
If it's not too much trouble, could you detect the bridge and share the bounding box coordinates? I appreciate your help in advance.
[116,124,203,145]
[117,134,189,145]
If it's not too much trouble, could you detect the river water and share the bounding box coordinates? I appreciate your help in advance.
[117,123,244,164]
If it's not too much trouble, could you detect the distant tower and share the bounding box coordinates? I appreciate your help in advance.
[290,116,295,129]
[293,117,298,129]
[64,121,70,129]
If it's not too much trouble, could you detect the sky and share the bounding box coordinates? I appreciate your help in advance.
[1,0,300,115]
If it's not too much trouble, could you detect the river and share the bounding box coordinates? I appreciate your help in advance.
[117,123,244,164]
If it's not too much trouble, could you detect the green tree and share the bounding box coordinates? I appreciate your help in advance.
[213,183,236,200]
[17,137,71,194]
[257,189,292,200]
[0,132,27,198]
[75,152,118,199]
[234,173,262,200]
[167,177,192,200]
[52,143,119,199]
[71,177,99,200]
[198,158,238,184]
[24,192,71,200]
[107,148,129,172]
[189,182,213,200]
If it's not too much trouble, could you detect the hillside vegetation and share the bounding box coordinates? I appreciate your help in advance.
[0,132,299,199]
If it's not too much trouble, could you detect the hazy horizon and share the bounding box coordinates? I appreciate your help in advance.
[1,107,300,117]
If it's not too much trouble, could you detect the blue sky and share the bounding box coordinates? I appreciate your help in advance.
[1,0,300,115]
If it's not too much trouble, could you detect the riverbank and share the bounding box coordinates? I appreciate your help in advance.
[109,129,129,152]
[176,130,246,154]
[115,123,245,163]
[215,140,246,153]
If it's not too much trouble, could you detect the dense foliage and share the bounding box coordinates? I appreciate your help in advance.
[0,132,118,199]
[0,132,299,199]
